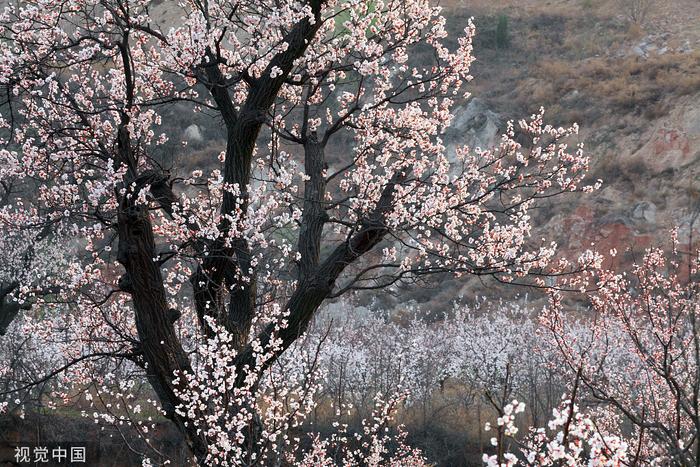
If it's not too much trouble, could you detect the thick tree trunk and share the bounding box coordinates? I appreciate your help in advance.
[298,134,328,281]
[0,282,28,336]
[117,202,209,463]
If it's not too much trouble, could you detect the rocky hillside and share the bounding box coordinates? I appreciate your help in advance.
[406,0,700,307]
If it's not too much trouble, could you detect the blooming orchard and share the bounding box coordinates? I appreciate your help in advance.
[0,0,599,464]
[483,396,630,466]
[535,241,700,466]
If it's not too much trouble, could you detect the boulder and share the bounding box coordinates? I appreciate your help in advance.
[632,201,657,225]
[183,124,203,142]
[449,98,501,151]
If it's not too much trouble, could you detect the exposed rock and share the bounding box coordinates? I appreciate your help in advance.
[631,36,674,58]
[563,89,581,104]
[183,124,203,142]
[449,98,501,150]
[679,40,694,54]
[620,94,700,174]
[676,213,700,244]
[632,44,646,57]
[632,201,657,225]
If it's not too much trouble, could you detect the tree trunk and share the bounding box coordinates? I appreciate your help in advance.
[117,202,209,463]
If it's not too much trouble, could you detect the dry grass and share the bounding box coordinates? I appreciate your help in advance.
[444,0,700,126]
[517,51,700,121]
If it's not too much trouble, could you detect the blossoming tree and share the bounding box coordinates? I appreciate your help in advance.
[0,0,596,464]
[539,239,700,465]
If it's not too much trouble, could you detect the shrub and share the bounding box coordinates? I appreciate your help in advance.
[495,14,509,49]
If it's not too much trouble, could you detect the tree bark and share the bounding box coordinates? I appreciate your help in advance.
[116,202,209,463]
[0,282,28,336]
[297,133,328,282]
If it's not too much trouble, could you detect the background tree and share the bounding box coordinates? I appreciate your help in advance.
[618,0,655,24]
[540,239,700,465]
[495,14,510,50]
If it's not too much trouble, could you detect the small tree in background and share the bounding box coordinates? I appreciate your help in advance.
[619,0,655,24]
[496,14,510,49]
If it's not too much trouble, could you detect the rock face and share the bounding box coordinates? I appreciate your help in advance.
[630,32,693,58]
[548,91,700,263]
[439,93,700,272]
[632,201,657,224]
[626,95,700,173]
[449,98,501,151]
[443,98,502,180]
